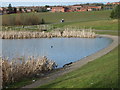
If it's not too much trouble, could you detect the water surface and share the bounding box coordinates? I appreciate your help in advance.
[1,37,112,67]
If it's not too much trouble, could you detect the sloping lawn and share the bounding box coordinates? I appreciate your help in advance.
[2,10,111,24]
[38,45,118,88]
[67,19,118,30]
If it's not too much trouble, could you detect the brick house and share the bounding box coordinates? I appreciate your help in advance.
[1,7,8,14]
[65,5,83,12]
[66,5,101,12]
[107,2,120,5]
[70,5,82,12]
[83,6,102,11]
[112,2,120,5]
[52,7,65,12]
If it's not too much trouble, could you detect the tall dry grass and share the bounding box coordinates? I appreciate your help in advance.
[2,13,44,26]
[0,30,96,39]
[1,56,57,86]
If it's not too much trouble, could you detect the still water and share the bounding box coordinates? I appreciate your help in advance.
[1,37,112,67]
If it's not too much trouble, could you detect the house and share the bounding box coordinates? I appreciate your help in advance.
[83,6,102,11]
[0,7,3,11]
[26,9,31,13]
[112,2,120,5]
[46,8,51,11]
[107,2,120,5]
[77,8,87,12]
[52,7,65,12]
[107,2,111,5]
[1,7,8,14]
[87,8,92,11]
[65,5,101,12]
[66,5,82,12]
[70,5,82,11]
[16,7,25,13]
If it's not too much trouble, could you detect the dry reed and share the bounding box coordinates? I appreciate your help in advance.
[0,29,96,39]
[1,56,57,86]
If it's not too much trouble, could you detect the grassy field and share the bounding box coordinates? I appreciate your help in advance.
[2,10,112,24]
[64,19,118,30]
[38,45,119,88]
[2,10,118,33]
[95,31,118,36]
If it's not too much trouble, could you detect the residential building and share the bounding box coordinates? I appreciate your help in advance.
[52,7,65,12]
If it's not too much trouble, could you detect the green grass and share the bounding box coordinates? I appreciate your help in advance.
[2,19,118,32]
[95,31,118,36]
[65,19,118,30]
[2,10,118,32]
[5,78,38,88]
[37,45,118,88]
[2,10,112,24]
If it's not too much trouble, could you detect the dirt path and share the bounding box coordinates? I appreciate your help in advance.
[21,35,119,89]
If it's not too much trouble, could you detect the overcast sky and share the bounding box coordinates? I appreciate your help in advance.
[1,0,120,7]
[1,0,120,2]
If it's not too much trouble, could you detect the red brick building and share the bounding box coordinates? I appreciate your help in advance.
[52,7,65,12]
[83,6,102,11]
[107,2,120,5]
[52,5,102,12]
[112,2,120,5]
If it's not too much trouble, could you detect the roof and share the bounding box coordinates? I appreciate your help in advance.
[52,7,64,9]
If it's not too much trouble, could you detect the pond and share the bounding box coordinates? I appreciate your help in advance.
[1,37,112,68]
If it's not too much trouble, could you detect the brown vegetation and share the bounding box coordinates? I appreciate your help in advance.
[2,13,44,26]
[0,30,96,39]
[0,56,57,86]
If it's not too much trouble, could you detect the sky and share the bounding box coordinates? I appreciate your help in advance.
[1,0,120,2]
[1,0,120,7]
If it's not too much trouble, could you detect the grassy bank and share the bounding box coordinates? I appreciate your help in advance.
[38,45,118,88]
[2,10,112,24]
[95,31,118,36]
[64,19,118,30]
[2,10,118,33]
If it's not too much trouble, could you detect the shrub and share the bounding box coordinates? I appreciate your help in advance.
[41,18,45,24]
[110,5,120,19]
[1,56,57,87]
[2,13,45,26]
[15,14,22,25]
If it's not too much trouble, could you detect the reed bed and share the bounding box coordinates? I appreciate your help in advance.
[1,25,53,31]
[62,30,96,38]
[2,14,44,26]
[0,56,57,87]
[0,29,96,39]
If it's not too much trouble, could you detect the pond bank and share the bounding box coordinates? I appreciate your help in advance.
[0,30,96,39]
[20,35,118,89]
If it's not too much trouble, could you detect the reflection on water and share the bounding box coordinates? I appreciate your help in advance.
[1,37,112,67]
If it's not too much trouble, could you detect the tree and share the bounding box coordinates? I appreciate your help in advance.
[110,5,120,19]
[41,18,45,24]
[13,7,17,13]
[19,8,22,13]
[7,4,13,14]
[45,5,50,8]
